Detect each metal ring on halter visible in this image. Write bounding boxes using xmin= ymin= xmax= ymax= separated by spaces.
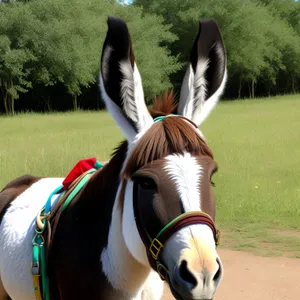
xmin=36 ymin=208 xmax=50 ymax=232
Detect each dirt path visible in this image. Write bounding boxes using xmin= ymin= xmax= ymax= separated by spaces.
xmin=162 ymin=249 xmax=300 ymax=300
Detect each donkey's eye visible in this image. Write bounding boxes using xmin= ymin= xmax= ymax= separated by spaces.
xmin=210 ymin=166 xmax=218 ymax=187
xmin=137 ymin=178 xmax=156 ymax=190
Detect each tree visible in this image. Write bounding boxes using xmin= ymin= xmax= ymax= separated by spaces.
xmin=0 ymin=0 xmax=181 ymax=114
xmin=0 ymin=3 xmax=35 ymax=114
xmin=28 ymin=0 xmax=181 ymax=106
xmin=134 ymin=0 xmax=300 ymax=98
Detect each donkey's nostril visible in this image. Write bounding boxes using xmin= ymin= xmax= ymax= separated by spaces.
xmin=177 ymin=260 xmax=197 ymax=288
xmin=213 ymin=258 xmax=222 ymax=283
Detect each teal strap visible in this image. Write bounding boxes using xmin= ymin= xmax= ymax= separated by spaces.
xmin=153 ymin=114 xmax=179 ymax=123
xmin=32 ymin=234 xmax=50 ymax=300
xmin=94 ymin=160 xmax=103 ymax=169
xmin=40 ymin=244 xmax=49 ymax=300
xmin=45 ymin=185 xmax=63 ymax=215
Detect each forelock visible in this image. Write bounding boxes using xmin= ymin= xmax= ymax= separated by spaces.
xmin=123 ymin=116 xmax=213 ymax=179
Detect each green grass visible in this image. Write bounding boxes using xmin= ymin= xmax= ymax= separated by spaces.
xmin=1 ymin=94 xmax=300 ymax=256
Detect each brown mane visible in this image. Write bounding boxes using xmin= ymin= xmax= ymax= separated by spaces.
xmin=123 ymin=90 xmax=213 ymax=179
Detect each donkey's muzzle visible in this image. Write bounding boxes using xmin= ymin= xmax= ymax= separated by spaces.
xmin=170 ymin=257 xmax=223 ymax=300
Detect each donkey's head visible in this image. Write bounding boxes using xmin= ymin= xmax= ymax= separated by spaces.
xmin=100 ymin=17 xmax=226 ymax=300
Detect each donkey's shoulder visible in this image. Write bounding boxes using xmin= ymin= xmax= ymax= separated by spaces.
xmin=0 ymin=175 xmax=41 ymax=225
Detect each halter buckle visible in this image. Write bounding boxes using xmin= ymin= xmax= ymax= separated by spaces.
xmin=149 ymin=238 xmax=163 ymax=260
xmin=31 ymin=261 xmax=40 ymax=276
xmin=157 ymin=263 xmax=168 ymax=281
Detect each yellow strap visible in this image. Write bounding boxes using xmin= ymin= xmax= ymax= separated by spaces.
xmin=33 ymin=275 xmax=43 ymax=300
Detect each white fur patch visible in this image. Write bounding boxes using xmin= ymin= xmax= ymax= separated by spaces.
xmin=119 ymin=61 xmax=153 ymax=133
xmin=122 ymin=181 xmax=149 ymax=266
xmin=178 ymin=60 xmax=208 ymax=122
xmin=120 ymin=60 xmax=139 ymax=123
xmin=0 ymin=178 xmax=63 ymax=300
xmin=178 ymin=56 xmax=227 ymax=127
xmin=101 ymin=181 xmax=164 ymax=299
xmin=99 ymin=75 xmax=137 ymax=142
xmin=178 ymin=64 xmax=194 ymax=119
xmin=99 ymin=61 xmax=153 ymax=144
xmin=101 ymin=139 xmax=163 ymax=299
xmin=164 ymin=153 xmax=202 ymax=211
xmin=162 ymin=224 xmax=217 ymax=264
xmin=192 ymin=69 xmax=227 ymax=126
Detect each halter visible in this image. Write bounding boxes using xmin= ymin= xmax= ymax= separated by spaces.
xmin=134 ymin=114 xmax=220 ymax=281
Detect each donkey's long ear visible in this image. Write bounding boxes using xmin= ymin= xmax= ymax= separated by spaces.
xmin=99 ymin=17 xmax=153 ymax=142
xmin=178 ymin=20 xmax=227 ymax=126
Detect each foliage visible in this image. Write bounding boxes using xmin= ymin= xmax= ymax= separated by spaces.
xmin=134 ymin=0 xmax=300 ymax=98
xmin=0 ymin=3 xmax=35 ymax=113
xmin=0 ymin=0 xmax=180 ymax=113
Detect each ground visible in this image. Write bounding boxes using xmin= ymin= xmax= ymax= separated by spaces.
xmin=162 ymin=249 xmax=300 ymax=300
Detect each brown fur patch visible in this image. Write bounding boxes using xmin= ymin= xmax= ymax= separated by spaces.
xmin=0 ymin=175 xmax=41 ymax=226
xmin=0 ymin=276 xmax=10 ymax=300
xmin=196 ymin=156 xmax=218 ymax=220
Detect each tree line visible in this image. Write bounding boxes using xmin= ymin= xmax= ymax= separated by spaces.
xmin=0 ymin=0 xmax=299 ymax=114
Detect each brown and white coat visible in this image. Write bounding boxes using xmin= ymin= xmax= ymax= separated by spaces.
xmin=0 ymin=16 xmax=227 ymax=300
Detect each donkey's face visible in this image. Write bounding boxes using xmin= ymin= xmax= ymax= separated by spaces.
xmin=132 ymin=154 xmax=221 ymax=299
xmin=100 ymin=17 xmax=226 ymax=300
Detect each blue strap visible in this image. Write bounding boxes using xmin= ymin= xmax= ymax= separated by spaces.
xmin=44 ymin=185 xmax=64 ymax=215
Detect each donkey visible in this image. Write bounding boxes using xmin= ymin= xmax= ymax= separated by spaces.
xmin=0 ymin=17 xmax=227 ymax=300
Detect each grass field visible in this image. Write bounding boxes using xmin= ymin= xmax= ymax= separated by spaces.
xmin=1 ymin=94 xmax=300 ymax=257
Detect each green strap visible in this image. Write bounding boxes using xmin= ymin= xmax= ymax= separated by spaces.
xmin=40 ymin=244 xmax=49 ymax=300
xmin=156 ymin=212 xmax=186 ymax=240
xmin=61 ymin=169 xmax=96 ymax=212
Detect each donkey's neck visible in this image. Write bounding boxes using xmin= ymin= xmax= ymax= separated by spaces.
xmin=101 ymin=181 xmax=152 ymax=299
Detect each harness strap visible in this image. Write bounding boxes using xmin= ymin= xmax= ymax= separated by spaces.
xmin=32 ymin=163 xmax=103 ymax=300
